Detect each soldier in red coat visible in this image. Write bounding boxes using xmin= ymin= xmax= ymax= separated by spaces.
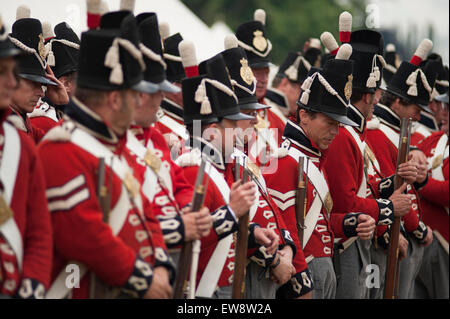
xmin=266 ymin=44 xmax=379 ymax=299
xmin=323 ymin=29 xmax=414 ymax=299
xmin=8 ymin=17 xmax=69 ymax=144
xmin=235 ymin=9 xmax=285 ymax=164
xmin=220 ymin=38 xmax=299 ymax=299
xmin=0 ymin=14 xmax=53 ymax=299
xmin=175 ymin=53 xmax=287 ymax=299
xmin=122 ymin=12 xmax=212 ymax=269
xmin=29 ymin=21 xmax=80 ymax=135
xmin=154 ymin=32 xmax=190 ymax=158
xmin=414 ymin=91 xmax=449 ymax=298
xmin=367 ymin=42 xmax=440 ymax=298
xmin=38 ymin=14 xmax=175 ymax=299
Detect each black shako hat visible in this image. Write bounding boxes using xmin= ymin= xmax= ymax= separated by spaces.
xmin=277 ymin=52 xmax=311 ymax=84
xmin=235 ymin=9 xmax=272 ymax=69
xmin=297 ymin=44 xmax=357 ymax=127
xmin=220 ymin=45 xmax=267 ymax=110
xmin=349 ymin=29 xmax=385 ymax=94
xmin=183 ymin=54 xmax=254 ymax=125
xmin=420 ymin=53 xmax=449 ymax=95
xmin=136 ymin=12 xmax=179 ymax=93
xmin=47 ymin=22 xmax=80 ymax=78
xmin=163 ymin=33 xmax=185 ymax=82
xmin=0 ymin=14 xmax=22 ymax=58
xmin=386 ymin=59 xmax=440 ymax=111
xmin=77 ymin=13 xmax=153 ymax=93
xmin=9 ymin=18 xmax=57 ymax=86
xmin=382 ymin=43 xmax=400 ymax=86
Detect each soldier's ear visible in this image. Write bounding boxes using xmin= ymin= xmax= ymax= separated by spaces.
xmin=107 ymin=90 xmax=121 ymax=111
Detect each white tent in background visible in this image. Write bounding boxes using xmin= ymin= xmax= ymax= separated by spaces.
xmin=2 ymin=0 xmax=234 ymax=61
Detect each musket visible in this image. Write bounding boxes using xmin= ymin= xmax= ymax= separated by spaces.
xmin=232 ymin=158 xmax=250 ymax=299
xmin=384 ymin=118 xmax=411 ymax=299
xmin=296 ymin=157 xmax=308 ymax=249
xmin=91 ymin=157 xmax=111 ymax=298
xmin=97 ymin=157 xmax=111 ymax=223
xmin=173 ymin=159 xmax=208 ymax=299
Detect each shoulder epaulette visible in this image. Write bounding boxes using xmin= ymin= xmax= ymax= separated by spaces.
xmin=175 ymin=148 xmax=202 ymax=167
xmin=27 ymin=108 xmax=48 ymax=119
xmin=275 ymin=139 xmax=290 ymax=158
xmin=6 ymin=114 xmax=27 ymax=132
xmin=366 ymin=117 xmax=380 ymax=130
xmin=43 ymin=121 xmax=75 ymax=142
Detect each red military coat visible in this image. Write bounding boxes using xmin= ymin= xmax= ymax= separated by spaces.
xmin=323 ymin=105 xmax=395 ymax=235
xmin=366 ymin=104 xmax=429 ymax=241
xmin=128 ymin=124 xmax=193 ymax=248
xmin=418 ymin=131 xmax=449 ymax=242
xmin=38 ymin=99 xmax=174 ymax=299
xmin=0 ymin=110 xmax=52 ymax=298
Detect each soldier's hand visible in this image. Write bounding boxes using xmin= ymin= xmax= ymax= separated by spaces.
xmin=409 ymin=149 xmax=428 ymax=166
xmin=181 ymin=212 xmax=200 ymax=241
xmin=195 ymin=207 xmax=212 ymax=238
xmin=253 ymin=227 xmax=279 ymax=255
xmin=397 ymin=160 xmax=418 ymax=184
xmin=421 ymin=225 xmax=433 ymax=247
xmin=44 ymin=64 xmax=69 ymax=105
xmin=356 ymin=214 xmax=375 ymax=240
xmin=144 ymin=266 xmax=172 ymax=299
xmin=398 ymin=233 xmax=409 ymax=261
xmin=414 ymin=161 xmax=428 ymax=184
xmin=389 ymin=183 xmax=412 ymax=217
xmin=229 ymin=180 xmax=256 ymax=217
xmin=269 ymin=253 xmax=296 ymax=285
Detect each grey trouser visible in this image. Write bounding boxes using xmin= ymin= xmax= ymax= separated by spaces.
xmin=369 ymin=243 xmax=387 ymax=299
xmin=335 ymin=238 xmax=372 ymax=299
xmin=308 ymin=257 xmax=336 ymax=299
xmin=397 ymin=234 xmax=424 ymax=299
xmin=244 ymin=261 xmax=279 ymax=299
xmin=212 ymin=285 xmax=232 ymax=299
xmin=413 ymin=237 xmax=449 ymax=299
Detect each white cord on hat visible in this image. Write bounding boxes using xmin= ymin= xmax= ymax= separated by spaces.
xmin=139 ymin=43 xmax=167 ymax=70
xmin=46 ymin=38 xmax=80 ymax=67
xmin=237 ymin=39 xmax=272 ymax=58
xmin=104 ymin=37 xmax=146 ymax=85
xmin=406 ymin=68 xmax=432 ymax=97
xmin=435 ymin=79 xmax=449 ymax=88
xmin=299 ymin=71 xmax=349 ymax=108
xmin=8 ymin=35 xmax=47 ymax=69
xmin=195 ymin=78 xmax=239 ymax=115
xmin=366 ymin=54 xmax=386 ymax=88
xmin=384 ymin=63 xmax=397 ymax=74
xmin=284 ymin=55 xmax=311 ymax=81
xmin=230 ymin=78 xmax=256 ymax=95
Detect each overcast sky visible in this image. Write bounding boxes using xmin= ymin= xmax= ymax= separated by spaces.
xmin=2 ymin=0 xmax=448 ymax=64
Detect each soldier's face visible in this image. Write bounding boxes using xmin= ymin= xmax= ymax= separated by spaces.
xmin=235 ymin=109 xmax=258 ymax=144
xmin=360 ymin=93 xmax=376 ymax=119
xmin=114 ymin=89 xmax=140 ymax=134
xmin=11 ymin=77 xmax=44 ymax=114
xmin=164 ymin=82 xmax=183 ymax=106
xmin=301 ymin=111 xmax=339 ymax=150
xmin=393 ymin=101 xmax=421 ymax=122
xmin=0 ymin=57 xmax=18 ymax=109
xmin=252 ymin=67 xmax=269 ymax=100
xmin=135 ymin=90 xmax=164 ymax=127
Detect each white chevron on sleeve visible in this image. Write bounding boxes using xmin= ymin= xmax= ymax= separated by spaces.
xmin=46 ymin=174 xmax=86 ymax=199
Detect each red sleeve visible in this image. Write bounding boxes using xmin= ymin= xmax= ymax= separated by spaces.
xmin=323 ymin=128 xmax=380 ymax=222
xmin=29 ymin=117 xmax=58 ymax=136
xmin=20 ymin=133 xmax=53 ymax=288
xmin=419 ymin=177 xmax=449 ymax=207
xmin=38 ymin=141 xmax=137 ymax=287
